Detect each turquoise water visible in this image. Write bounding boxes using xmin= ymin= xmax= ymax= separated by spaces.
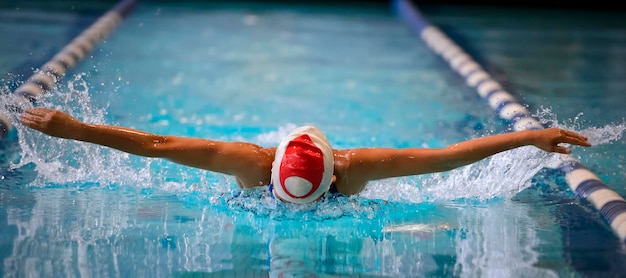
xmin=1 ymin=1 xmax=626 ymax=277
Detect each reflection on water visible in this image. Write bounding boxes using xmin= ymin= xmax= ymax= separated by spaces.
xmin=1 ymin=183 xmax=569 ymax=277
xmin=454 ymin=201 xmax=558 ymax=277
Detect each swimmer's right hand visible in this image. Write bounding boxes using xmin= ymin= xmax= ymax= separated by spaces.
xmin=19 ymin=108 xmax=83 ymax=139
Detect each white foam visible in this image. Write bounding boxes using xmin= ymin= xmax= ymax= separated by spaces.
xmin=10 ymin=73 xmax=156 ymax=188
xmin=422 ymin=146 xmax=554 ymax=201
xmin=579 ymin=124 xmax=626 ymax=146
xmin=254 ymin=123 xmax=298 ymax=145
xmin=9 ymin=80 xmax=625 ymax=207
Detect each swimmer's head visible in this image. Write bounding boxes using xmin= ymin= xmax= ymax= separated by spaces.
xmin=271 ymin=125 xmax=334 ymax=204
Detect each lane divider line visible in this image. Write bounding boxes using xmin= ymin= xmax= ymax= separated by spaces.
xmin=0 ymin=0 xmax=139 ymax=138
xmin=393 ymin=0 xmax=626 ymax=242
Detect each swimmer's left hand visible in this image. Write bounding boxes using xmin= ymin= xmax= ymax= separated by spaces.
xmin=528 ymin=128 xmax=592 ymax=154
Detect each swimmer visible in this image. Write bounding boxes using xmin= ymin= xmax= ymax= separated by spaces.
xmin=20 ymin=107 xmax=591 ymax=204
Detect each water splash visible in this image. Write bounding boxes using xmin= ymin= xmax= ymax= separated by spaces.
xmin=9 ymin=73 xmax=157 ymax=188
xmin=359 ymin=146 xmax=554 ymax=203
xmin=392 ymin=108 xmax=625 ymax=202
xmin=250 ymin=107 xmax=626 ymax=205
xmin=6 ymin=77 xmax=392 ymax=221
xmin=420 ymin=146 xmax=554 ymax=201
xmin=579 ymin=124 xmax=626 ymax=146
xmin=535 ymin=106 xmax=626 ymax=146
xmin=7 ymin=79 xmax=625 ymax=209
xmin=254 ymin=123 xmax=298 ymax=145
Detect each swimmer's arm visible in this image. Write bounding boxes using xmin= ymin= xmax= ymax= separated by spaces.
xmin=20 ymin=108 xmax=274 ymax=187
xmin=341 ymin=128 xmax=591 ymax=183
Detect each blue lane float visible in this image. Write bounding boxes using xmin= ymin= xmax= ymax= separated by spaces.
xmin=0 ymin=0 xmax=139 ymax=138
xmin=393 ymin=0 xmax=626 ymax=242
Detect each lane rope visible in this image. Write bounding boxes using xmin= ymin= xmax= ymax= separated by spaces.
xmin=393 ymin=0 xmax=626 ymax=242
xmin=0 ymin=0 xmax=139 ymax=138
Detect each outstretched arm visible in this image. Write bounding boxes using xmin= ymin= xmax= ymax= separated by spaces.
xmin=338 ymin=128 xmax=591 ymax=189
xmin=20 ymin=108 xmax=274 ymax=188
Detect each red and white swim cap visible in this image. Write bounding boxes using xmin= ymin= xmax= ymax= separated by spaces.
xmin=271 ymin=126 xmax=334 ymax=204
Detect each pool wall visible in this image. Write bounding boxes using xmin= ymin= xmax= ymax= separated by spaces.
xmin=393 ymin=0 xmax=626 ymax=243
xmin=0 ymin=0 xmax=138 ymax=138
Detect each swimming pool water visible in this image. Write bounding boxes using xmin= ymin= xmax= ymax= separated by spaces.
xmin=1 ymin=1 xmax=625 ymax=277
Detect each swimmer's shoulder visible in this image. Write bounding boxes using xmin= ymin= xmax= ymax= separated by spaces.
xmin=233 ymin=146 xmax=276 ymax=189
xmin=331 ymin=149 xmax=367 ymax=195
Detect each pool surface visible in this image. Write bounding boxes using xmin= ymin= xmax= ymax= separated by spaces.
xmin=1 ymin=1 xmax=625 ymax=277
